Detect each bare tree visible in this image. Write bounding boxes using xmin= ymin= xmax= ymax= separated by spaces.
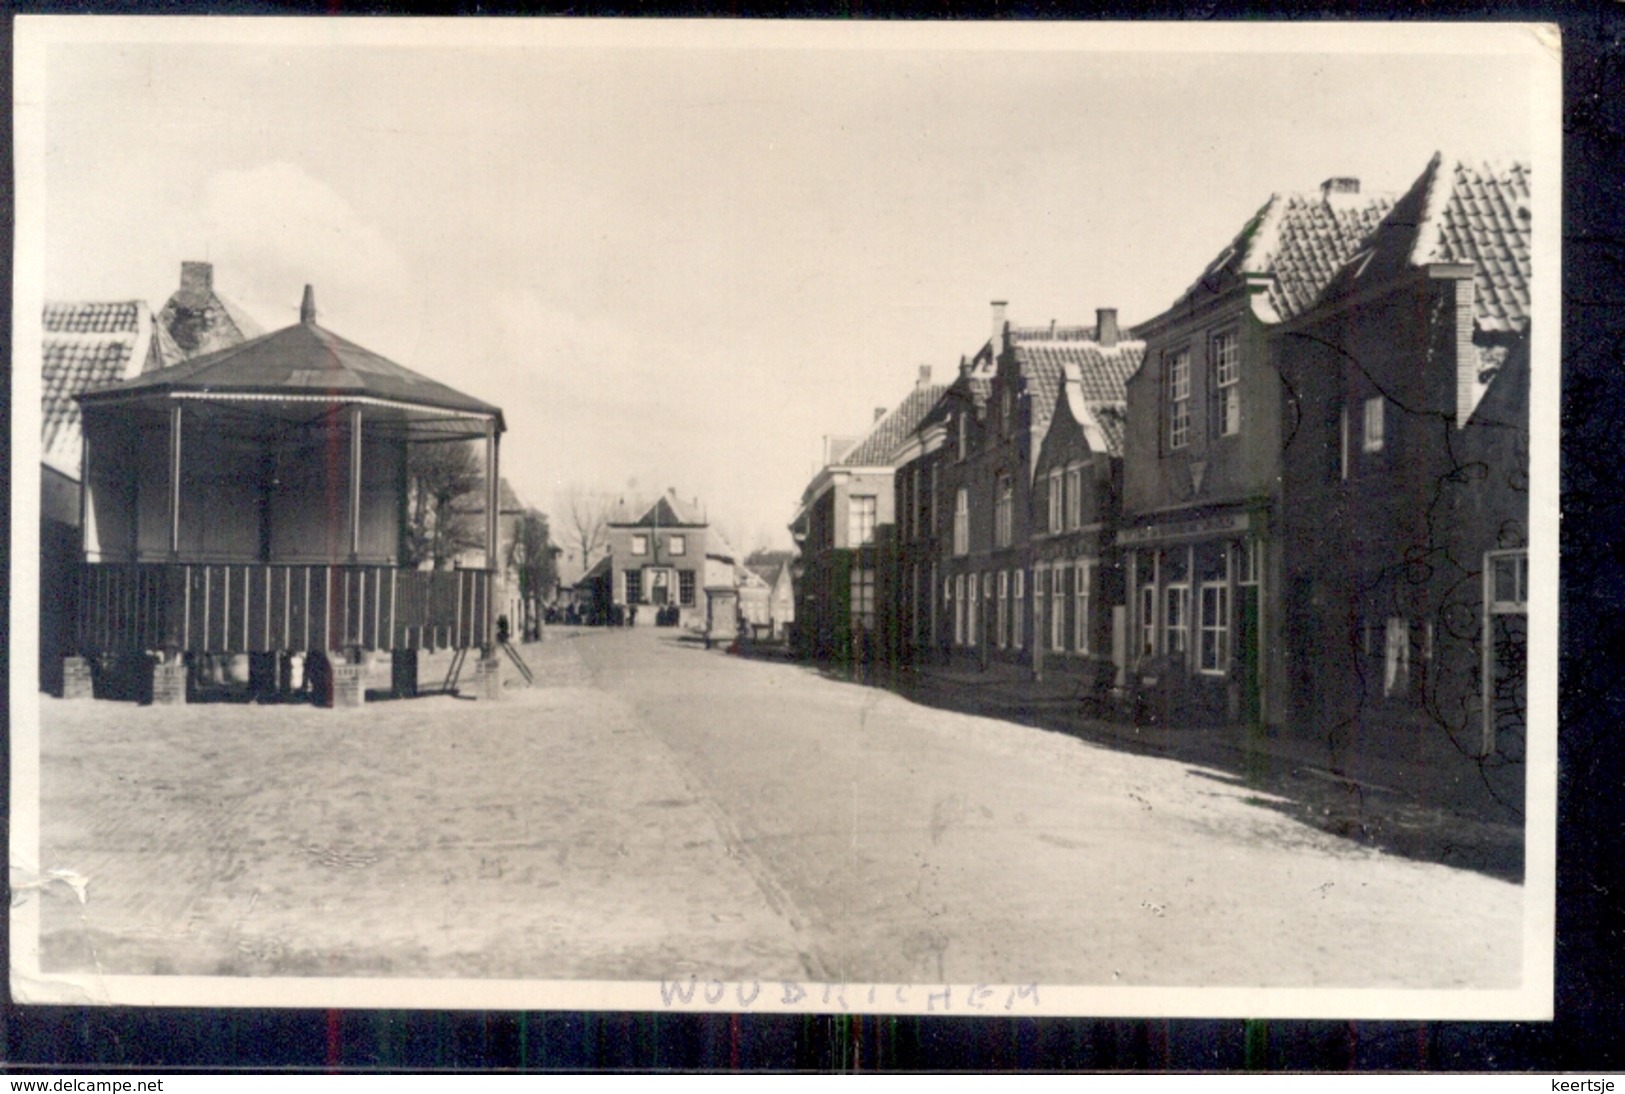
xmin=507 ymin=508 xmax=559 ymax=637
xmin=403 ymin=442 xmax=485 ymax=570
xmin=562 ymin=486 xmax=612 ymax=574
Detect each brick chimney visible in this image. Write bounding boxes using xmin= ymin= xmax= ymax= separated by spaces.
xmin=991 ymin=300 xmax=1008 ymax=357
xmin=1320 ymin=177 xmax=1361 ymax=209
xmin=917 ymin=364 xmax=932 ymax=388
xmin=300 ymin=285 xmax=317 ymax=325
xmin=180 ymin=261 xmax=213 ymax=296
xmin=1096 ymin=307 xmax=1119 ymax=348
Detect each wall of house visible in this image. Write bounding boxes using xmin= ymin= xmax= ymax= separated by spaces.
xmin=1031 ymin=400 xmax=1125 ymax=682
xmin=1278 ymin=275 xmax=1508 ymax=762
xmin=1123 ymin=294 xmax=1280 ymax=517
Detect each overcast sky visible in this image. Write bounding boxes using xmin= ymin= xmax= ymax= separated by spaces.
xmin=23 ymin=20 xmax=1546 ymax=553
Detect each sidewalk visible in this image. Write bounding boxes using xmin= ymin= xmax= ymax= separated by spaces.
xmin=878 ymin=656 xmax=1525 ymax=882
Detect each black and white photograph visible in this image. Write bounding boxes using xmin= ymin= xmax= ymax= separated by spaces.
xmin=10 ymin=17 xmax=1558 ymax=1019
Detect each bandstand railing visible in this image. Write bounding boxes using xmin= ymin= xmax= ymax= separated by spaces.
xmin=77 ymin=562 xmax=493 ymax=655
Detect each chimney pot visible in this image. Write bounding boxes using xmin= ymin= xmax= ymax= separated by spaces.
xmin=874 ymin=407 xmax=887 ymax=422
xmin=991 ymin=300 xmax=1008 ymax=356
xmin=1096 ymin=307 xmax=1119 ymax=348
xmin=1321 ymin=177 xmax=1361 ymax=205
xmin=918 ymin=364 xmax=932 ymax=386
xmin=300 ymin=285 xmax=317 ymax=325
xmin=180 ymin=261 xmax=213 ymax=296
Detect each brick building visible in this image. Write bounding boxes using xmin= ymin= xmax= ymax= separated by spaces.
xmin=790 ymin=371 xmax=945 ymax=665
xmin=1276 ymin=155 xmax=1532 ymax=788
xmin=1121 ymin=178 xmax=1396 ymax=727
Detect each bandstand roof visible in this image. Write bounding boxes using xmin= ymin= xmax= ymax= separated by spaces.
xmin=77 ymin=286 xmax=504 ymax=438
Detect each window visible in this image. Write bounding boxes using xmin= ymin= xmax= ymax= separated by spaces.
xmin=625 ymin=569 xmax=643 ymax=604
xmin=1047 ymin=469 xmax=1063 ymax=534
xmin=1050 ymin=565 xmax=1067 ymax=652
xmin=1165 ymin=584 xmax=1189 ymax=655
xmin=909 ymin=470 xmax=920 ymax=542
xmin=1340 ymin=404 xmax=1350 ymax=481
xmin=848 ymin=496 xmax=877 ymax=547
xmin=1383 ymin=616 xmax=1410 ymax=696
xmin=1065 ymin=466 xmax=1083 ymax=529
xmin=1238 ymin=538 xmax=1260 ymax=585
xmin=631 ymin=534 xmax=648 ymax=557
xmin=1140 ymin=584 xmax=1157 ymax=657
xmin=1199 ymin=583 xmax=1229 ymax=674
xmin=953 ymin=488 xmax=969 ymax=556
xmin=1167 ymin=349 xmax=1191 ymax=450
xmin=1001 ymin=388 xmax=1013 ymax=435
xmin=1363 ymin=396 xmax=1385 ymax=453
xmin=679 ymin=570 xmax=696 ymax=606
xmin=849 ymin=568 xmax=876 ymax=631
xmin=996 ymin=571 xmax=1009 ymax=648
xmin=1013 ymin=570 xmax=1025 ymax=649
xmin=1074 ymin=560 xmax=1093 ymax=655
xmin=995 ymin=475 xmax=1014 ymax=548
xmin=667 ymin=534 xmax=686 ymax=556
xmin=930 ymin=463 xmax=939 ymax=533
xmin=952 ymin=574 xmax=963 ymax=645
xmin=957 ymin=414 xmax=968 ymax=461
xmin=1212 ymin=330 xmax=1241 ymax=436
xmin=966 ymin=572 xmax=978 ymax=647
xmin=1489 ymin=550 xmax=1528 ymax=611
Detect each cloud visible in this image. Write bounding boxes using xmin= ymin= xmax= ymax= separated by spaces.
xmin=197 ymin=161 xmax=413 ymax=334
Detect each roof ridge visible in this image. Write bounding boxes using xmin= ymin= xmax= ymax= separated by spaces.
xmin=1407 ymin=150 xmax=1453 ymax=268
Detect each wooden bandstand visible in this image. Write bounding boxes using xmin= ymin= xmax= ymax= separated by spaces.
xmin=68 ymin=286 xmax=506 ymax=706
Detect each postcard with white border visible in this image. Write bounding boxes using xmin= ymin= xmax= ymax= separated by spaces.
xmin=11 ymin=16 xmax=1559 ymax=1019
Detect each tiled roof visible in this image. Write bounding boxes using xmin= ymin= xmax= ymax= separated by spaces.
xmin=838 ymin=382 xmax=948 ymax=467
xmin=615 ymin=491 xmax=706 ymax=528
xmin=41 ymin=301 xmax=155 ymax=473
xmin=45 ymin=301 xmax=141 ymax=334
xmin=80 ymin=318 xmax=504 ymax=421
xmin=1426 ymin=159 xmax=1531 ymax=332
xmin=746 ymin=562 xmax=786 ymax=588
xmin=1335 ymin=155 xmax=1532 ymax=333
xmin=1175 ymin=190 xmax=1396 ymax=322
xmin=1012 ymin=333 xmax=1144 ymax=441
xmin=158 ymin=286 xmax=266 ymax=359
xmin=1008 ymin=323 xmax=1096 ymax=343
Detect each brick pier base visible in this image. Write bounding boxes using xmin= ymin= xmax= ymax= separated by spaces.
xmin=473 ymin=656 xmax=504 ymax=700
xmin=61 ymin=656 xmax=95 ymax=700
xmin=151 ymin=660 xmax=188 ymax=706
xmin=332 ymin=664 xmax=367 ymax=708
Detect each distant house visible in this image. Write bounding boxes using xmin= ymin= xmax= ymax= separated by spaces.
xmin=38 ymin=300 xmax=183 ymax=692
xmin=605 ymin=489 xmax=715 ymax=627
xmin=744 ymin=550 xmax=797 ymax=640
xmin=156 ymin=261 xmax=266 ymax=360
xmin=790 ymin=370 xmax=946 ymax=664
xmin=454 ymin=477 xmax=532 ymax=635
xmin=919 ymin=304 xmax=1137 ymax=675
xmin=1276 ymin=155 xmax=1532 ymax=774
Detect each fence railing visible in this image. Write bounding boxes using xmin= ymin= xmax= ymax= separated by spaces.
xmin=77 ymin=562 xmax=493 ymax=655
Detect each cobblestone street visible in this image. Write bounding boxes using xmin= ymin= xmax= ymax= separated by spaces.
xmin=28 ymin=626 xmax=1525 ymax=992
